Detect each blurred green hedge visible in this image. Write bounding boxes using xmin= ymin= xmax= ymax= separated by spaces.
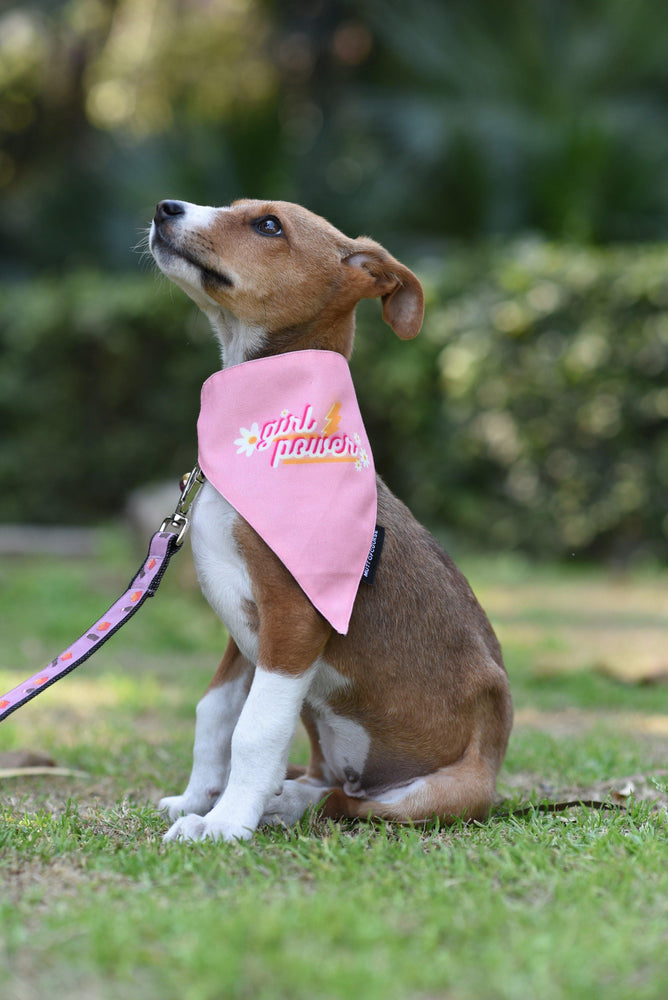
xmin=0 ymin=273 xmax=218 ymax=523
xmin=2 ymin=243 xmax=667 ymax=560
xmin=354 ymin=241 xmax=668 ymax=561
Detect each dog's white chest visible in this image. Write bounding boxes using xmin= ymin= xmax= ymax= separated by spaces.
xmin=190 ymin=482 xmax=258 ymax=663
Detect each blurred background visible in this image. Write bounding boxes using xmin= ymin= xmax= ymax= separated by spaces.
xmin=1 ymin=0 xmax=667 ymax=562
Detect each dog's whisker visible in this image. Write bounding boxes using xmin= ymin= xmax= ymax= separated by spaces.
xmin=132 ymin=227 xmax=152 ymax=254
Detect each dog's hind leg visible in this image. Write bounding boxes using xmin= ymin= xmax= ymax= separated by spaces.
xmin=159 ymin=637 xmax=253 ymax=821
xmin=318 ymin=748 xmax=500 ymax=826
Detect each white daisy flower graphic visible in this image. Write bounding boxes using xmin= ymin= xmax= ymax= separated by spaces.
xmin=359 ymin=448 xmax=370 ymax=469
xmin=234 ymin=423 xmax=261 ymax=457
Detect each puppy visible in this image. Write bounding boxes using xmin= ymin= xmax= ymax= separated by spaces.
xmin=150 ymin=198 xmax=512 ymax=842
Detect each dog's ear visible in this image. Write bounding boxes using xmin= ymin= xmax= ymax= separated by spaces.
xmin=343 ymin=242 xmax=424 ymax=340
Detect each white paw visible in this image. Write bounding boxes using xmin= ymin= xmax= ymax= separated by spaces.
xmin=158 ymin=788 xmax=220 ymax=822
xmin=162 ymin=812 xmax=254 ymax=843
xmin=260 ymin=778 xmax=327 ymax=828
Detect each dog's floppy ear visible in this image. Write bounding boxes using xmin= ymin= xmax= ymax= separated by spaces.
xmin=343 ymin=241 xmax=424 ymax=340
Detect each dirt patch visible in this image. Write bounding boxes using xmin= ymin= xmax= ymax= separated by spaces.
xmin=514 ymin=705 xmax=668 ymax=738
xmin=480 ymin=573 xmax=668 ymax=681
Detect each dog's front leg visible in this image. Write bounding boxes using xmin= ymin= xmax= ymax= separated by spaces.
xmin=163 ymin=664 xmax=315 ymax=842
xmin=159 ymin=638 xmax=253 ymax=821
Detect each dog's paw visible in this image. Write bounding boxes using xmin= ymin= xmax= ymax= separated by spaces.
xmin=162 ymin=812 xmax=254 ymax=844
xmin=158 ymin=788 xmax=220 ymax=822
xmin=260 ymin=778 xmax=327 ymax=828
xmin=162 ymin=814 xmax=208 ymax=842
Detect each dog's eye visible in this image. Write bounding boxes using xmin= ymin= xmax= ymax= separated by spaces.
xmin=253 ymin=215 xmax=283 ymax=237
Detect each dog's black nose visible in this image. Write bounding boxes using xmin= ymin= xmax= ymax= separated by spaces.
xmin=154 ymin=200 xmax=186 ymax=224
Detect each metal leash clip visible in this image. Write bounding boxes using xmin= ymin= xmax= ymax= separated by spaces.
xmin=160 ymin=463 xmax=206 ymax=547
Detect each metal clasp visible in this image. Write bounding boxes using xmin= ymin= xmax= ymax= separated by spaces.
xmin=160 ymin=463 xmax=206 ymax=547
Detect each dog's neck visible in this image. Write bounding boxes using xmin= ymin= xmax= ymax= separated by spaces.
xmin=205 ymin=307 xmax=266 ymax=368
xmin=205 ymin=305 xmax=357 ymax=368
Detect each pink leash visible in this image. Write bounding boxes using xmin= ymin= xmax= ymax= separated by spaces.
xmin=0 ymin=465 xmax=205 ymax=723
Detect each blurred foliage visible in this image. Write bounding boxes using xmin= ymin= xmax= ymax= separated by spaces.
xmin=1 ymin=0 xmax=668 ymax=560
xmin=3 ymin=0 xmax=668 ymax=276
xmin=2 ymin=244 xmax=667 ymax=561
xmin=280 ymin=0 xmax=668 ymax=244
xmin=353 ymin=241 xmax=668 ymax=561
xmin=0 ymin=0 xmax=278 ymax=274
xmin=0 ymin=271 xmax=217 ymax=521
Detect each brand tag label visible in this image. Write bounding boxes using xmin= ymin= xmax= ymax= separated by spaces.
xmin=362 ymin=526 xmax=385 ymax=585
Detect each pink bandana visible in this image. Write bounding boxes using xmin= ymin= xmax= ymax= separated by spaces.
xmin=197 ymin=350 xmax=377 ymax=635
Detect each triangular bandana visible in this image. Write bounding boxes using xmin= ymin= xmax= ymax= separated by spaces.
xmin=197 ymin=350 xmax=377 ymax=635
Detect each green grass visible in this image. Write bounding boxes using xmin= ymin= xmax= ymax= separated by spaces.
xmin=2 ymin=804 xmax=666 ymax=1000
xmin=1 ymin=529 xmax=667 ymax=1000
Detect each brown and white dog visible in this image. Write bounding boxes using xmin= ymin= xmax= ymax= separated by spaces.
xmin=150 ymin=198 xmax=512 ymax=842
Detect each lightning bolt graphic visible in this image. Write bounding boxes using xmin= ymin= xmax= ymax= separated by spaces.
xmin=323 ymin=401 xmax=342 ymax=436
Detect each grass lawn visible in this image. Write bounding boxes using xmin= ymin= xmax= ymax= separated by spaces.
xmin=1 ymin=529 xmax=667 ymax=1000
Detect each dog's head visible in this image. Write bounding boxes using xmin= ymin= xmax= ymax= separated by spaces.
xmin=150 ymin=198 xmax=423 ymax=364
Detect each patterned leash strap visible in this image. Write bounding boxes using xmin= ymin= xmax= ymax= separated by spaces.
xmin=0 ymin=464 xmax=205 ymax=724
